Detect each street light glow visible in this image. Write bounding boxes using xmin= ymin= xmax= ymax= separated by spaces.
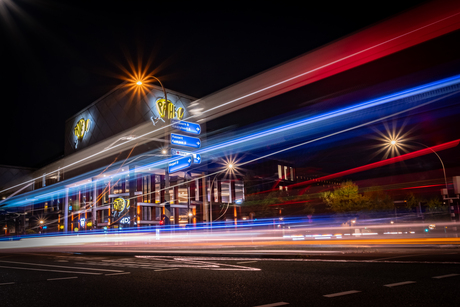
xmin=136 ymin=81 xmax=142 ymax=85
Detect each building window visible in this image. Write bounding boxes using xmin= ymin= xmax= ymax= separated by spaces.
xmin=278 ymin=165 xmax=283 ymax=179
xmin=290 ymin=167 xmax=294 ymax=181
xmin=284 ymin=166 xmax=288 ymax=180
xmin=142 ymin=175 xmax=151 ymax=202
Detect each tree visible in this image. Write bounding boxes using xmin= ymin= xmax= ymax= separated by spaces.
xmin=363 ymin=186 xmax=394 ymax=211
xmin=320 ymin=181 xmax=368 ymax=212
xmin=243 ymin=189 xmax=312 ymax=218
xmin=425 ymin=197 xmax=447 ymax=213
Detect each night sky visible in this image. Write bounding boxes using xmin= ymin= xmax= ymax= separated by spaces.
xmin=1 ymin=0 xmax=428 ymax=168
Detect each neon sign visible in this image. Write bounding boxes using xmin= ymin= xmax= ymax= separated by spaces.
xmin=120 ymin=217 xmax=130 ymax=224
xmin=74 ymin=118 xmax=91 ymax=140
xmin=112 ymin=197 xmax=130 ymax=217
xmin=79 ymin=218 xmax=86 ymax=227
xmin=156 ymin=99 xmax=184 ymax=120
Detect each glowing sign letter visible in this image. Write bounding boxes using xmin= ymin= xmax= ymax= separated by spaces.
xmin=74 ymin=118 xmax=90 ymax=140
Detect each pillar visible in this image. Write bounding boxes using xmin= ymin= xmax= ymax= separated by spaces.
xmin=129 ymin=165 xmax=137 ymax=227
xmin=64 ymin=188 xmax=69 ymax=233
xmin=92 ymin=179 xmax=97 ymax=227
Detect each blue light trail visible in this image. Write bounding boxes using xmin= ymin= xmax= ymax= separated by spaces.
xmin=4 ymin=74 xmax=460 ymax=209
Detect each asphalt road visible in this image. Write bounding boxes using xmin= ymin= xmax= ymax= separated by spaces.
xmin=0 ymin=250 xmax=459 ymax=307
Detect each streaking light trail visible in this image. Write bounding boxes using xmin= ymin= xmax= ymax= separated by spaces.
xmin=4 ymin=74 xmax=460 ymax=209
xmin=288 ymin=139 xmax=460 ymax=190
xmin=3 ymin=7 xmax=460 ymax=195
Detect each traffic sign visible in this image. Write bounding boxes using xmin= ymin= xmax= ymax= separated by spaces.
xmin=171 ymin=133 xmax=201 ymax=148
xmin=171 ymin=148 xmax=201 ymax=164
xmin=171 ymin=119 xmax=201 ymax=135
xmin=168 ymin=156 xmax=193 ymax=173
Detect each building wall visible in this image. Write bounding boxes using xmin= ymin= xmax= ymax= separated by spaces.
xmin=0 ymin=165 xmax=35 ymax=199
xmin=65 ymin=84 xmax=196 ymax=156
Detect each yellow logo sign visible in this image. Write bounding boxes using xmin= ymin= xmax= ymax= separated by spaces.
xmin=74 ymin=118 xmax=90 ymax=140
xmin=113 ymin=197 xmax=130 ymax=217
xmin=156 ymin=99 xmax=184 ymax=120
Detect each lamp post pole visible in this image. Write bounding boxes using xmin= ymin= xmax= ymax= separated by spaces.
xmin=139 ymin=77 xmax=171 ymax=224
xmin=411 ymin=141 xmax=448 ymax=192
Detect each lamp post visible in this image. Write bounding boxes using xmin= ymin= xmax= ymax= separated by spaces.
xmin=209 ymin=163 xmax=235 ymax=227
xmin=388 ymin=139 xmax=448 ymax=191
xmin=135 ymin=76 xmax=172 ymax=225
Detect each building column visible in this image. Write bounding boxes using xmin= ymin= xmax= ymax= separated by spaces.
xmin=150 ymin=174 xmax=156 ymax=203
xmin=230 ymin=180 xmax=236 ymax=203
xmin=92 ymin=179 xmax=97 ymax=227
xmin=217 ymin=180 xmax=222 ymax=204
xmin=201 ymin=173 xmax=208 ymax=222
xmin=160 ymin=175 xmax=166 ymax=203
xmin=64 ymin=188 xmax=69 ymax=233
xmin=129 ymin=165 xmax=137 ymax=227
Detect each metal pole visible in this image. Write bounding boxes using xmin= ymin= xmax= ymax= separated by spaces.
xmin=412 ymin=141 xmax=448 ymax=191
xmin=151 ymin=76 xmax=172 ymax=226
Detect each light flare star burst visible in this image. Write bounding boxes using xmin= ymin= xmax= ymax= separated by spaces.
xmin=370 ymin=122 xmax=417 ymax=160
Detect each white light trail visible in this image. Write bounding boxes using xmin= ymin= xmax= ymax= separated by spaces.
xmin=3 ymin=11 xmax=460 ymax=195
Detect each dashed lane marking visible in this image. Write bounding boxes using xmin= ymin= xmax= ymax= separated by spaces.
xmin=432 ymin=273 xmax=459 ymax=279
xmin=0 ymin=282 xmax=15 ymax=286
xmin=47 ymin=277 xmax=78 ymax=281
xmin=154 ymin=268 xmax=179 ymax=272
xmin=0 ymin=265 xmax=102 ymax=275
xmin=253 ymin=302 xmax=289 ymax=307
xmin=374 ymin=254 xmax=433 ymax=261
xmin=384 ymin=281 xmax=416 ymax=287
xmin=323 ymin=290 xmax=361 ymax=298
xmin=237 ymin=261 xmax=258 ymax=264
xmin=105 ymin=272 xmax=131 ymax=276
xmin=0 ymin=260 xmax=124 ymax=272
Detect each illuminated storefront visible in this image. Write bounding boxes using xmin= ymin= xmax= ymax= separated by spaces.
xmin=2 ymin=82 xmax=244 ymax=233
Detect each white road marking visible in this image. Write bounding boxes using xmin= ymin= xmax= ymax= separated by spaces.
xmin=374 ymin=254 xmax=432 ymax=261
xmin=323 ymin=290 xmax=361 ymax=297
xmin=237 ymin=261 xmax=258 ymax=264
xmin=0 ymin=282 xmax=15 ymax=286
xmin=137 ymin=256 xmax=261 ymax=271
xmin=47 ymin=276 xmax=78 ymax=281
xmin=170 ymin=256 xmax=460 ymax=265
xmin=105 ymin=272 xmax=131 ymax=276
xmin=0 ymin=265 xmax=102 ymax=275
xmin=432 ymin=273 xmax=459 ymax=279
xmin=0 ymin=260 xmax=124 ymax=272
xmin=384 ymin=281 xmax=416 ymax=287
xmin=253 ymin=302 xmax=289 ymax=307
xmin=154 ymin=268 xmax=179 ymax=272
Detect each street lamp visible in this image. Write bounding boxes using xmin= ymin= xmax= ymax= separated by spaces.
xmin=134 ymin=75 xmax=173 ymax=225
xmin=387 ymin=139 xmax=448 ymax=191
xmin=209 ymin=162 xmax=235 ymax=227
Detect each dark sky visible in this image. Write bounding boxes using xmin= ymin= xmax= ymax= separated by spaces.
xmin=1 ymin=0 xmax=428 ymax=168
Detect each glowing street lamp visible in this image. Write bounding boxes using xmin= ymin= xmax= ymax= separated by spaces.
xmin=387 ymin=139 xmax=448 ymax=191
xmin=209 ymin=162 xmax=238 ymax=226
